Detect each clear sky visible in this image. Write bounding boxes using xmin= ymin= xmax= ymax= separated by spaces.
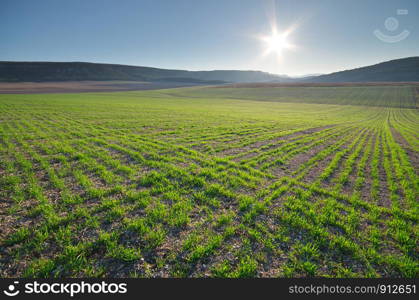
xmin=1 ymin=0 xmax=418 ymax=76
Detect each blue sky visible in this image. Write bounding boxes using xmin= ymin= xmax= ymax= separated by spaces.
xmin=1 ymin=0 xmax=418 ymax=76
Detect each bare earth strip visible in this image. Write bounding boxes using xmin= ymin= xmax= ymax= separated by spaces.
xmin=0 ymin=81 xmax=203 ymax=94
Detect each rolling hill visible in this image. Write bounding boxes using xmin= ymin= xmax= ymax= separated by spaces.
xmin=304 ymin=57 xmax=419 ymax=83
xmin=1 ymin=57 xmax=417 ymax=84
xmin=0 ymin=61 xmax=288 ymax=84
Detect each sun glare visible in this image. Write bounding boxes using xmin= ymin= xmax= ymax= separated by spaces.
xmin=261 ymin=29 xmax=294 ymax=57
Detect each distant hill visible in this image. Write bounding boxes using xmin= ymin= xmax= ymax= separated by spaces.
xmin=0 ymin=61 xmax=288 ymax=84
xmin=304 ymin=57 xmax=419 ymax=83
xmin=1 ymin=57 xmax=417 ymax=84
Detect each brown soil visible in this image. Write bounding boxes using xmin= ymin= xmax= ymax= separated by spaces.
xmin=299 ymin=129 xmax=363 ymax=184
xmin=321 ymin=131 xmax=371 ymax=192
xmin=376 ymin=135 xmax=392 ymax=208
xmin=358 ymin=135 xmax=376 ymax=202
xmin=0 ymin=81 xmax=202 ymax=94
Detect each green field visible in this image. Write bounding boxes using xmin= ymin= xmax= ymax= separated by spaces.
xmin=160 ymin=85 xmax=418 ymax=108
xmin=0 ymin=85 xmax=418 ymax=278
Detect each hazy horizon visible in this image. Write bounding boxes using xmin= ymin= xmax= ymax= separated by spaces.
xmin=1 ymin=0 xmax=418 ymax=76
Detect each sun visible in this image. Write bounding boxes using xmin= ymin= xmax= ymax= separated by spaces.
xmin=262 ymin=30 xmax=292 ymax=56
xmin=263 ymin=33 xmax=290 ymax=55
